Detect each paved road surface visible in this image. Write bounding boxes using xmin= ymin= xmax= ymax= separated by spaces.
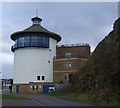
xmin=20 ymin=94 xmax=92 ymax=106
xmin=2 ymin=99 xmax=40 ymax=106
xmin=2 ymin=93 xmax=97 ymax=107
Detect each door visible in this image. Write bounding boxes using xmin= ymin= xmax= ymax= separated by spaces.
xmin=16 ymin=85 xmax=19 ymax=93
xmin=43 ymin=85 xmax=49 ymax=94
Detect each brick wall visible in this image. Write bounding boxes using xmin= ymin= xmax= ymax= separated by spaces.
xmin=54 ymin=58 xmax=87 ymax=71
xmin=53 ymin=45 xmax=90 ymax=83
xmin=12 ymin=82 xmax=54 ymax=93
xmin=12 ymin=84 xmax=29 ymax=93
xmin=56 ymin=45 xmax=90 ymax=59
xmin=53 ymin=58 xmax=87 ymax=83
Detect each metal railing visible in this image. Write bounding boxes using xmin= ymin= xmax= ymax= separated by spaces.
xmin=57 ymin=43 xmax=89 ymax=47
xmin=11 ymin=43 xmax=49 ymax=52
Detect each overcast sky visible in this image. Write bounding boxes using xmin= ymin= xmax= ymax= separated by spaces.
xmin=1 ymin=2 xmax=118 ymax=78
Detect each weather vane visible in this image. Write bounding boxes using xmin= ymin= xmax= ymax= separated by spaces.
xmin=36 ymin=8 xmax=38 ymax=17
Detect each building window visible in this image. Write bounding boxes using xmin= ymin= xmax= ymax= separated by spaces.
xmin=36 ymin=86 xmax=38 ymax=91
xmin=42 ymin=76 xmax=45 ymax=80
xmin=37 ymin=76 xmax=40 ymax=80
xmin=30 ymin=86 xmax=32 ymax=88
xmin=32 ymin=86 xmax=34 ymax=91
xmin=64 ymin=62 xmax=72 ymax=68
xmin=12 ymin=36 xmax=49 ymax=52
xmin=64 ymin=75 xmax=68 ymax=80
xmin=68 ymin=62 xmax=72 ymax=68
xmin=65 ymin=53 xmax=71 ymax=58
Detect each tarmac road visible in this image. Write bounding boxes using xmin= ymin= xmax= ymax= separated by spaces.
xmin=2 ymin=93 xmax=112 ymax=108
xmin=18 ymin=94 xmax=91 ymax=106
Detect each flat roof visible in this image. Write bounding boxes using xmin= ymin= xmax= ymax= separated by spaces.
xmin=57 ymin=43 xmax=89 ymax=47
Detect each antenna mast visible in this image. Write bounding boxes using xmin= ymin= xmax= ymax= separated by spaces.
xmin=36 ymin=8 xmax=38 ymax=17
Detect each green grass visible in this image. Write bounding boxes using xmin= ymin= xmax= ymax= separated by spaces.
xmin=50 ymin=92 xmax=92 ymax=103
xmin=50 ymin=92 xmax=119 ymax=106
xmin=0 ymin=94 xmax=29 ymax=99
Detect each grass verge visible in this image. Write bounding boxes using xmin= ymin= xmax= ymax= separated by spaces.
xmin=0 ymin=94 xmax=29 ymax=99
xmin=49 ymin=92 xmax=119 ymax=106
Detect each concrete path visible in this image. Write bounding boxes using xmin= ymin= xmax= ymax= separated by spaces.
xmin=2 ymin=99 xmax=40 ymax=106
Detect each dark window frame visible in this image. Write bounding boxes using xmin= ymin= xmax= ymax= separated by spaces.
xmin=32 ymin=86 xmax=34 ymax=91
xmin=42 ymin=76 xmax=45 ymax=80
xmin=37 ymin=76 xmax=40 ymax=80
xmin=36 ymin=86 xmax=38 ymax=91
xmin=64 ymin=75 xmax=68 ymax=80
xmin=64 ymin=62 xmax=72 ymax=68
xmin=12 ymin=36 xmax=49 ymax=51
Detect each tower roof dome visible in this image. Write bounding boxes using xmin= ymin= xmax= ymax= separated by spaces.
xmin=10 ymin=16 xmax=61 ymax=42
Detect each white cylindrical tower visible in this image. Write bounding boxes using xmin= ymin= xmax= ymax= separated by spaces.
xmin=10 ymin=16 xmax=61 ymax=92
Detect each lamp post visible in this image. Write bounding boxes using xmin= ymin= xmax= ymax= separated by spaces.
xmin=0 ymin=72 xmax=1 ymax=90
xmin=2 ymin=75 xmax=6 ymax=90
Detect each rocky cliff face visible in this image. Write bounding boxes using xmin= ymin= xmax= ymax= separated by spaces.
xmin=71 ymin=18 xmax=119 ymax=103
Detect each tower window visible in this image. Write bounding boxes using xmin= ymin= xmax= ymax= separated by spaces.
xmin=12 ymin=36 xmax=49 ymax=52
xmin=37 ymin=76 xmax=40 ymax=80
xmin=42 ymin=76 xmax=45 ymax=80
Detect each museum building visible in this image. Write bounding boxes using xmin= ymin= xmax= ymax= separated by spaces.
xmin=10 ymin=16 xmax=90 ymax=93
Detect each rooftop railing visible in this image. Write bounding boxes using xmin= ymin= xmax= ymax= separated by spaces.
xmin=57 ymin=43 xmax=89 ymax=47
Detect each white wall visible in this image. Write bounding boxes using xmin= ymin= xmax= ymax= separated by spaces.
xmin=13 ymin=38 xmax=57 ymax=84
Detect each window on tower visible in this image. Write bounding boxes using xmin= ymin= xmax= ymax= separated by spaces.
xmin=24 ymin=37 xmax=30 ymax=46
xmin=11 ymin=36 xmax=49 ymax=52
xmin=37 ymin=76 xmax=40 ymax=80
xmin=33 ymin=19 xmax=40 ymax=25
xmin=42 ymin=76 xmax=45 ymax=80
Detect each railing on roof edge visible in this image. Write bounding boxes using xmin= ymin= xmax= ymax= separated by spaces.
xmin=57 ymin=43 xmax=89 ymax=47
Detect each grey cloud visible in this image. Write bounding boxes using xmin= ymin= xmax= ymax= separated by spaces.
xmin=2 ymin=63 xmax=13 ymax=78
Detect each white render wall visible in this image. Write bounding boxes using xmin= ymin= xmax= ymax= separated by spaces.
xmin=13 ymin=38 xmax=57 ymax=84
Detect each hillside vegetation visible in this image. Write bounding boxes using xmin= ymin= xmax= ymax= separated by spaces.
xmin=51 ymin=18 xmax=119 ymax=106
xmin=69 ymin=18 xmax=120 ymax=106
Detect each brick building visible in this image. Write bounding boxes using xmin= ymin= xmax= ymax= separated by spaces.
xmin=10 ymin=16 xmax=90 ymax=93
xmin=53 ymin=43 xmax=90 ymax=83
